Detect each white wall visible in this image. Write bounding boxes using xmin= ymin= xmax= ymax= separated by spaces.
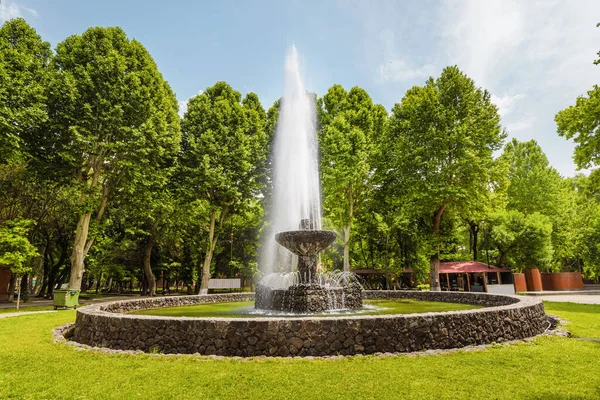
xmin=487 ymin=284 xmax=515 ymax=295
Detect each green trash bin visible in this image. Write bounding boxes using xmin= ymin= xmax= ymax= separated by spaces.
xmin=53 ymin=289 xmax=80 ymax=310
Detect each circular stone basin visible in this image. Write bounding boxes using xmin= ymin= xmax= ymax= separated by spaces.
xmin=71 ymin=291 xmax=547 ymax=357
xmin=129 ymin=299 xmax=482 ymax=318
xmin=274 ymin=230 xmax=337 ymax=255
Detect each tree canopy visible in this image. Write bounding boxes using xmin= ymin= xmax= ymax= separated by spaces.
xmin=179 ymin=82 xmax=267 ymax=293
xmin=2 ymin=16 xmax=600 ymax=300
xmin=384 ymin=66 xmax=505 ymax=290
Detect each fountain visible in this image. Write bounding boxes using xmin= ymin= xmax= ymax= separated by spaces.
xmin=255 ymin=44 xmax=363 ymax=313
xmin=255 ymin=219 xmax=362 ymax=313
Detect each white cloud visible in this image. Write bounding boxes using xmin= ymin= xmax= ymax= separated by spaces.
xmin=378 ymin=60 xmax=435 ymax=82
xmin=506 ymin=115 xmax=534 ymax=133
xmin=178 ymin=100 xmax=188 ymax=118
xmin=440 ymin=0 xmax=525 ymax=89
xmin=0 ymin=1 xmax=37 ymax=22
xmin=373 ymin=26 xmax=436 ymax=82
xmin=177 ymin=89 xmax=204 ymax=117
xmin=347 ymin=0 xmax=600 ymax=176
xmin=491 ymin=93 xmax=525 ymax=118
xmin=438 ymin=0 xmax=600 ymax=176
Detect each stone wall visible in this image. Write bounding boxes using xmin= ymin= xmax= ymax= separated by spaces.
xmin=72 ymin=291 xmax=547 ymax=357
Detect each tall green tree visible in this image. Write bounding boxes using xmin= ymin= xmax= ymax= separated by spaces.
xmin=36 ymin=27 xmax=180 ymax=290
xmin=179 ymin=83 xmax=267 ymax=294
xmin=0 ymin=220 xmax=38 ymax=307
xmin=499 ymin=139 xmax=577 ymax=268
xmin=385 ymin=66 xmax=505 ymax=290
xmin=486 ymin=210 xmax=553 ymax=271
xmin=319 ymin=85 xmax=383 ymax=271
xmin=568 ymin=170 xmax=600 ymax=281
xmin=0 ymin=18 xmax=51 ymax=163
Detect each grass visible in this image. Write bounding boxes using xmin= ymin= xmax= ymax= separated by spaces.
xmin=539 ymin=302 xmax=600 ymax=339
xmin=0 ymin=302 xmax=598 ymax=399
xmin=131 ymin=299 xmax=481 ymax=318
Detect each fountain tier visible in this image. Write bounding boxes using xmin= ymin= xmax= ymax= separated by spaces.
xmin=256 ymin=224 xmax=363 ymax=313
xmin=275 ymin=230 xmax=336 ymax=284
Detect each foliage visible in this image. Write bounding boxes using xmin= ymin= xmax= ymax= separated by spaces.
xmin=3 ymin=17 xmax=600 ymax=293
xmin=384 ymin=66 xmax=505 ymax=289
xmin=0 ymin=220 xmax=38 ymax=275
xmin=555 ymin=31 xmax=600 ymax=169
xmin=179 ymin=82 xmax=267 ymax=292
xmin=36 ymin=26 xmax=181 ymax=290
xmin=498 ymin=139 xmax=577 ymax=269
xmin=485 ymin=210 xmax=553 ymax=271
xmin=0 ymin=18 xmax=51 ymax=163
xmin=319 ymin=85 xmax=383 ymax=270
xmin=556 ymin=85 xmax=600 ymax=169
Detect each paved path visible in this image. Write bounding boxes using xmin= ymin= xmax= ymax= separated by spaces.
xmin=536 ymin=294 xmax=600 ymax=304
xmin=0 ymin=310 xmax=57 ymax=319
xmin=0 ymin=295 xmax=136 ymax=309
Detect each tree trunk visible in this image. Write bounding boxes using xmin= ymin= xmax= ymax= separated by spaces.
xmin=498 ymin=250 xmax=507 ymax=268
xmin=429 ymin=253 xmax=441 ymax=292
xmin=68 ymin=162 xmax=109 ymax=291
xmin=46 ymin=269 xmax=55 ymax=298
xmin=430 ymin=204 xmax=446 ymax=292
xmin=343 ymin=184 xmax=353 ymax=272
xmin=69 ymin=211 xmax=92 ymax=290
xmin=56 ymin=265 xmax=70 ymax=290
xmin=469 ymin=221 xmax=479 ymax=261
xmin=199 ymin=210 xmax=217 ymax=295
xmin=7 ymin=274 xmax=16 ymax=303
xmin=199 ymin=206 xmax=228 ymax=294
xmin=20 ymin=273 xmax=29 ymax=302
xmin=143 ymin=238 xmax=156 ymax=296
xmin=37 ymin=241 xmax=51 ymax=297
xmin=16 ymin=276 xmax=21 ymax=310
xmin=95 ymin=271 xmax=102 ymax=294
xmin=32 ymin=245 xmax=45 ymax=296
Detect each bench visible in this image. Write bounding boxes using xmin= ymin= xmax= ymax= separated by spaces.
xmin=207 ymin=279 xmax=241 ymax=290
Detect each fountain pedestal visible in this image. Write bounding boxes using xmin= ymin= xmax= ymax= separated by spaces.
xmin=256 ymin=225 xmax=363 ymax=313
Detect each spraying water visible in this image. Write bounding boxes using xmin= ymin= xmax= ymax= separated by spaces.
xmin=260 ymin=44 xmax=322 ymax=275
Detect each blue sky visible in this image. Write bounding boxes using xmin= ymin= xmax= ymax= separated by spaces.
xmin=1 ymin=0 xmax=599 ymax=176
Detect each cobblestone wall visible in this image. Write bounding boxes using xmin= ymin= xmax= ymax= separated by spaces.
xmin=72 ymin=291 xmax=546 ymax=357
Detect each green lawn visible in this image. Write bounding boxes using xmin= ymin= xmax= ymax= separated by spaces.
xmin=0 ymin=302 xmax=598 ymax=399
xmin=132 ymin=299 xmax=481 ymax=318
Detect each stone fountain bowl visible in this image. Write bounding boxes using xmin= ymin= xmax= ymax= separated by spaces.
xmin=275 ymin=230 xmax=336 ymax=256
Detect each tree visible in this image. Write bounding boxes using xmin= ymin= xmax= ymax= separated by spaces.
xmin=319 ymin=85 xmax=382 ymax=271
xmin=486 ymin=210 xmax=553 ymax=271
xmin=568 ymin=170 xmax=600 ymax=281
xmin=0 ymin=18 xmax=51 ymax=163
xmin=35 ymin=27 xmax=180 ymax=290
xmin=385 ymin=66 xmax=505 ymax=290
xmin=499 ymin=139 xmax=577 ymax=268
xmin=556 ymin=28 xmax=600 ymax=169
xmin=0 ymin=220 xmax=38 ymax=308
xmin=179 ymin=83 xmax=267 ymax=294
